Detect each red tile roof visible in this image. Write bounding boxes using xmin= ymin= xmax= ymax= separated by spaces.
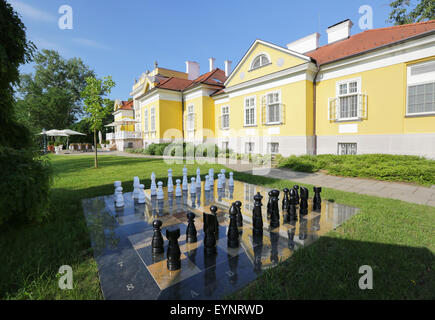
xmin=118 ymin=100 xmax=133 ymax=110
xmin=306 ymin=20 xmax=435 ymax=65
xmin=156 ymin=77 xmax=194 ymax=91
xmin=155 ymin=68 xmax=227 ymax=92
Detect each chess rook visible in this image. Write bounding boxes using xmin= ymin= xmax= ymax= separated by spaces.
xmin=252 ymin=192 xmax=263 ymax=236
xmin=166 ymin=228 xmax=181 ymax=271
xmin=186 ymin=211 xmax=197 ymax=243
xmin=152 ymin=220 xmax=164 ymax=255
xmin=203 ymin=212 xmax=217 ymax=254
xmin=137 ymin=184 xmax=145 ymax=204
xmin=313 ymin=186 xmax=322 ymax=211
xmin=269 ymin=189 xmax=280 ymax=228
xmin=227 ymin=203 xmax=239 ymax=248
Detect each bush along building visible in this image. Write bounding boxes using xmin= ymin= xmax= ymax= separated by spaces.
xmin=111 ymin=19 xmax=435 ymax=158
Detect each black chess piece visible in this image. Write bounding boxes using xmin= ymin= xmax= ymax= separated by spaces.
xmin=210 ymin=205 xmax=219 ymax=240
xmin=227 ymin=203 xmax=239 ymax=248
xmin=299 ymin=187 xmax=309 ymax=216
xmin=313 ymin=186 xmax=322 ymax=211
xmin=282 ymin=188 xmax=290 ymax=211
xmin=166 ymin=227 xmax=181 ymax=271
xmin=293 ymin=185 xmax=300 ymax=205
xmin=288 ymin=188 xmax=298 ymax=221
xmin=269 ymin=189 xmax=280 ymax=229
xmin=152 ymin=220 xmax=164 ymax=255
xmin=267 ymin=190 xmax=273 ymax=220
xmin=252 ymin=192 xmax=263 ymax=237
xmin=186 ymin=211 xmax=197 ymax=243
xmin=203 ymin=212 xmax=217 ymax=254
xmin=235 ymin=200 xmax=243 ymax=228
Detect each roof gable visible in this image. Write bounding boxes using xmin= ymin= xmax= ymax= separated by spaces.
xmin=225 ymin=39 xmax=311 ymax=87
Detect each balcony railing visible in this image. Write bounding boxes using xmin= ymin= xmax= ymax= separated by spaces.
xmin=107 ymin=131 xmax=142 ymax=140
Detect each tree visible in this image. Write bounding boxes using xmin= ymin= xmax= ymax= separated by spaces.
xmin=15 ymin=50 xmax=94 ymax=132
xmin=387 ymin=0 xmax=435 ymax=25
xmin=81 ymin=76 xmax=115 ymax=168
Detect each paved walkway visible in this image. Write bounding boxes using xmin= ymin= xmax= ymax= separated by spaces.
xmin=57 ymin=150 xmax=435 ymax=207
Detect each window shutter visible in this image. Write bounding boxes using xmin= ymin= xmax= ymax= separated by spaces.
xmin=328 ymin=97 xmax=337 ymax=121
xmin=357 ymin=94 xmax=363 ymax=119
xmin=280 ymin=103 xmax=285 ymax=125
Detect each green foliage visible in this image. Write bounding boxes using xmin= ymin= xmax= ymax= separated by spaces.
xmin=15 ymin=50 xmax=95 ymax=132
xmin=387 ymin=0 xmax=435 ymax=25
xmin=0 ymin=147 xmax=52 ymax=226
xmin=278 ymin=154 xmax=435 ymax=185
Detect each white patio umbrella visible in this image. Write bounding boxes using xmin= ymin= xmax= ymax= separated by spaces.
xmin=58 ymin=129 xmax=86 ymax=149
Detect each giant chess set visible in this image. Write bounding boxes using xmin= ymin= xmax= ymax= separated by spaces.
xmin=82 ymin=167 xmax=360 ymax=300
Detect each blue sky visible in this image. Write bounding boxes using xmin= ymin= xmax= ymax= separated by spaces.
xmin=9 ymin=0 xmax=394 ymax=100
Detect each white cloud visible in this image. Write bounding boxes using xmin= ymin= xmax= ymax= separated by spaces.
xmin=72 ymin=38 xmax=111 ymax=51
xmin=9 ymin=0 xmax=57 ymax=23
xmin=33 ymin=38 xmax=72 ymax=56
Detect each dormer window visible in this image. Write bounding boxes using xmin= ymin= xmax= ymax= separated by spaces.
xmin=250 ymin=54 xmax=270 ymax=70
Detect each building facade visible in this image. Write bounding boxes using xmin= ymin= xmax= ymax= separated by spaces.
xmin=113 ymin=19 xmax=435 ymax=158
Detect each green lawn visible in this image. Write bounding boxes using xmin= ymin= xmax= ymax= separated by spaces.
xmin=0 ymin=154 xmax=434 ymax=299
xmin=276 ymin=154 xmax=435 ymax=186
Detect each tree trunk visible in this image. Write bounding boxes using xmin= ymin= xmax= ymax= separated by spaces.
xmin=94 ymin=129 xmax=98 ymax=168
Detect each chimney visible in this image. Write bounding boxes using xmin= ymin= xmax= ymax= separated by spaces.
xmin=327 ymin=19 xmax=353 ymax=44
xmin=208 ymin=57 xmax=216 ymax=72
xmin=224 ymin=60 xmax=232 ymax=77
xmin=286 ymin=32 xmax=320 ymax=53
xmin=185 ymin=61 xmax=200 ymax=80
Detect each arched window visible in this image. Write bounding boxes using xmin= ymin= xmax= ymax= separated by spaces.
xmin=251 ymin=54 xmax=270 ymax=70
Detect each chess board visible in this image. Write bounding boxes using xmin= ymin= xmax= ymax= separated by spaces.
xmin=82 ymin=179 xmax=360 ymax=300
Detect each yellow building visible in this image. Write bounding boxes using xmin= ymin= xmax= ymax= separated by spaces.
xmin=118 ymin=19 xmax=435 ymax=158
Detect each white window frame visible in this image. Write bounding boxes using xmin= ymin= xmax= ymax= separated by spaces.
xmin=406 ymin=60 xmax=435 ymax=116
xmin=245 ymin=142 xmax=255 ymax=153
xmin=187 ymin=104 xmax=195 ymax=131
xmin=265 ymin=90 xmax=282 ymax=125
xmin=335 ymin=77 xmax=361 ymax=121
xmin=250 ymin=52 xmax=271 ymax=71
xmin=221 ymin=105 xmax=230 ymax=130
xmin=268 ymin=142 xmax=279 ymax=154
xmin=337 ymin=143 xmax=357 ymax=155
xmin=244 ymin=96 xmax=256 ymax=126
xmin=150 ymin=106 xmax=156 ymax=133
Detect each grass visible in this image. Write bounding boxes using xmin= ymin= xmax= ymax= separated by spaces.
xmin=0 ymin=154 xmax=434 ymax=299
xmin=276 ymin=154 xmax=435 ymax=186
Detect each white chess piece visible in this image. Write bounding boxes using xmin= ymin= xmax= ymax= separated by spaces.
xmin=209 ymin=168 xmax=214 ymax=186
xmin=217 ymin=174 xmax=223 ymax=189
xmin=196 ymin=168 xmax=201 ymax=189
xmin=115 ymin=187 xmax=124 ymax=207
xmin=150 ymin=172 xmax=157 ymax=196
xmin=137 ymin=184 xmax=145 ymax=204
xmin=175 ymin=179 xmax=182 ymax=197
xmin=204 ymin=175 xmax=210 ymax=191
xmin=114 ymin=181 xmax=121 ymax=198
xmin=167 ymin=168 xmax=174 ymax=193
xmin=133 ymin=176 xmax=140 ymax=199
xmin=182 ymin=167 xmax=188 ymax=191
xmin=220 ymin=169 xmax=226 ymax=184
xmin=157 ymin=181 xmax=164 ymax=200
xmin=228 ymin=172 xmax=234 ymax=187
xmin=190 ymin=177 xmax=196 ymax=194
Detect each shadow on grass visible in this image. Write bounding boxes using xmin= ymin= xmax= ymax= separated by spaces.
xmin=229 ymin=236 xmax=435 ymax=300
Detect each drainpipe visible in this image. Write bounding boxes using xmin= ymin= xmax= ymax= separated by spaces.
xmin=312 ymin=64 xmax=320 ymax=156
xmin=181 ymin=92 xmax=185 ymax=141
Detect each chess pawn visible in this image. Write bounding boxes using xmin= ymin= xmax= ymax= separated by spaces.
xmin=210 ymin=205 xmax=219 ymax=239
xmin=137 ymin=184 xmax=145 ymax=204
xmin=252 ymin=192 xmax=263 ymax=236
xmin=267 ymin=190 xmax=273 ymax=220
xmin=152 ymin=220 xmax=164 ymax=255
xmin=175 ymin=179 xmax=182 ymax=197
xmin=217 ymin=174 xmax=223 ymax=189
xmin=282 ymin=188 xmax=290 ymax=211
xmin=235 ymin=200 xmax=243 ymax=228
xmin=167 ymin=168 xmax=174 ymax=193
xmin=113 ymin=181 xmax=121 ymax=199
xmin=182 ymin=167 xmax=188 ymax=191
xmin=150 ymin=173 xmax=157 ymax=196
xmin=157 ymin=181 xmax=164 ymax=200
xmin=313 ymin=186 xmax=322 ymax=211
xmin=227 ymin=203 xmax=239 ymax=248
xmin=186 ymin=211 xmax=197 ymax=243
xmin=204 ymin=175 xmax=211 ymax=191
xmin=299 ymin=186 xmax=309 ymax=215
xmin=190 ymin=177 xmax=196 ymax=194
xmin=115 ymin=186 xmax=124 ymax=207
xmin=293 ymin=185 xmax=300 ymax=205
xmin=166 ymin=228 xmax=181 ymax=271
xmin=270 ymin=189 xmax=280 ymax=228
xmin=208 ymin=168 xmax=214 ymax=186
xmin=203 ymin=212 xmax=217 ymax=254
xmin=228 ymin=172 xmax=234 ymax=187
xmin=196 ymin=168 xmax=201 ymax=189
xmin=133 ymin=176 xmax=140 ymax=199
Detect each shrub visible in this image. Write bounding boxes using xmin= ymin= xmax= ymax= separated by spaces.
xmin=0 ymin=147 xmax=52 ymax=226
